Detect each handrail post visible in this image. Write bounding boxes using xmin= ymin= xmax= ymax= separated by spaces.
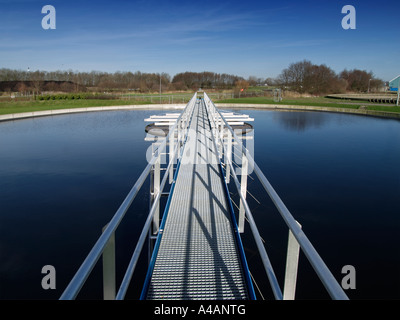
xmin=149 ymin=144 xmax=160 ymax=235
xmin=225 ymin=129 xmax=232 ymax=183
xmin=238 ymin=152 xmax=248 ymax=233
xmin=178 ymin=119 xmax=183 ymax=148
xmin=152 ymin=154 xmax=160 ymax=234
xmin=283 ymin=221 xmax=302 ymax=300
xmin=169 ymin=126 xmax=175 ymax=184
xmin=102 ymin=223 xmax=116 ymax=300
xmin=219 ymin=118 xmax=224 ymax=158
xmin=177 ymin=119 xmax=181 ymax=149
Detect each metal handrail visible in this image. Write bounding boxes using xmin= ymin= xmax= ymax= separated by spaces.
xmin=60 ymin=93 xmax=197 ymax=300
xmin=115 ymin=133 xmax=180 ymax=299
xmin=204 ymin=96 xmax=283 ymax=300
xmin=203 ymin=98 xmax=257 ymax=300
xmin=204 ymin=92 xmax=349 ymax=300
xmin=116 ymin=96 xmax=197 ymax=300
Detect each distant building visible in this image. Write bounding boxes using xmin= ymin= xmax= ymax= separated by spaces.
xmin=389 ymin=75 xmax=400 ymax=91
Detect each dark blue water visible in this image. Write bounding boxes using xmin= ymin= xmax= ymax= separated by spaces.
xmin=0 ymin=109 xmax=399 ymax=299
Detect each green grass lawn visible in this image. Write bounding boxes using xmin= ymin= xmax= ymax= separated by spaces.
xmin=216 ymin=96 xmax=400 ymax=113
xmin=1 ymin=95 xmax=399 ymax=116
xmin=0 ymin=99 xmax=151 ymax=115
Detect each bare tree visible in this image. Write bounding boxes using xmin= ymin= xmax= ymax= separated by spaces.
xmin=247 ymin=76 xmax=259 ymax=86
xmin=30 ymin=71 xmax=43 ymax=96
xmin=278 ymin=60 xmax=313 ymax=93
xmin=278 ymin=60 xmax=348 ymax=94
xmin=339 ymin=69 xmax=381 ymax=92
xmin=172 ymin=71 xmax=243 ymax=90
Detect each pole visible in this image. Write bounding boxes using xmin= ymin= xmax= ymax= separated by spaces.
xmin=397 ymin=78 xmax=400 ymax=106
xmin=238 ymin=153 xmax=248 ymax=233
xmin=283 ymin=221 xmax=302 ymax=300
xmin=102 ymin=224 xmax=116 ymax=300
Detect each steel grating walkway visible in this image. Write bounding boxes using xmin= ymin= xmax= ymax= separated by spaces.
xmin=142 ymin=99 xmax=251 ymax=300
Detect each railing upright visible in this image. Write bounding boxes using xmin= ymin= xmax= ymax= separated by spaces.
xmin=102 ymin=223 xmax=116 ymax=300
xmin=283 ymin=221 xmax=302 ymax=300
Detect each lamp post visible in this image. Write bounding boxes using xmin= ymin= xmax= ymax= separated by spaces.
xmin=27 ymin=67 xmax=31 ymax=99
xmin=368 ymin=78 xmax=371 ymax=93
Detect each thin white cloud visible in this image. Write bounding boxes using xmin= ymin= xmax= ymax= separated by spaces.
xmin=270 ymin=39 xmax=330 ymax=48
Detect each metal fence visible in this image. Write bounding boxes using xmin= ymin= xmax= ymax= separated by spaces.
xmin=60 ymin=94 xmax=198 ymax=300
xmin=204 ymin=92 xmax=348 ymax=300
xmin=118 ymin=92 xmax=234 ymax=104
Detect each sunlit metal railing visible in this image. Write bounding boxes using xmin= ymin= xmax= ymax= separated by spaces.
xmin=204 ymin=92 xmax=348 ymax=300
xmin=60 ymin=92 xmax=348 ymax=300
xmin=60 ymin=93 xmax=197 ymax=300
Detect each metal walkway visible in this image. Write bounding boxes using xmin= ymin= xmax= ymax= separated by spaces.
xmin=60 ymin=92 xmax=348 ymax=301
xmin=141 ymin=99 xmax=253 ymax=300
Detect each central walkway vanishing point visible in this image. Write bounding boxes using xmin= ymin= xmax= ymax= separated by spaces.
xmin=141 ymin=97 xmax=253 ymax=299
xmin=60 ymin=92 xmax=348 ymax=300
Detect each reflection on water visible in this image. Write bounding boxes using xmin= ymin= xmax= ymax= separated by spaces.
xmin=273 ymin=110 xmax=329 ymax=131
xmin=0 ymin=109 xmax=400 ymax=299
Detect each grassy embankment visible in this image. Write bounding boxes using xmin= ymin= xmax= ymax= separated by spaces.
xmin=1 ymin=94 xmax=399 ymax=116
xmin=0 ymin=92 xmax=197 ymax=115
xmin=0 ymin=98 xmax=153 ymax=115
xmin=216 ymin=96 xmax=400 ymax=113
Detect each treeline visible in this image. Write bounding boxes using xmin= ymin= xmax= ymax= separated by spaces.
xmin=0 ymin=69 xmax=172 ymax=93
xmin=171 ymin=72 xmax=244 ymax=90
xmin=276 ymin=60 xmax=384 ymax=94
xmin=0 ymin=69 xmax=243 ymax=93
xmin=0 ymin=62 xmax=385 ymax=95
xmin=0 ymin=81 xmax=86 ymax=95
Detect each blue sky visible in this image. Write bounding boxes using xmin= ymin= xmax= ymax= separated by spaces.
xmin=1 ymin=0 xmax=399 ymax=80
